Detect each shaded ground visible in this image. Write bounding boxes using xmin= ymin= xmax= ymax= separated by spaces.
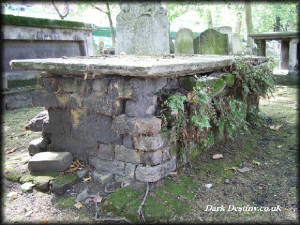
xmin=2 ymin=74 xmax=299 ymax=223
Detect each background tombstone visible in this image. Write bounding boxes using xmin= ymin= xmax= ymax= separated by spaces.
xmin=288 ymin=38 xmax=299 ymax=75
xmin=214 ymin=26 xmax=233 ymax=55
xmin=194 ymin=29 xmax=228 ymax=55
xmin=232 ymin=33 xmax=243 ymax=55
xmin=175 ymin=28 xmax=194 ymax=54
xmin=169 ymin=37 xmax=175 ymax=53
xmin=116 ymin=2 xmax=170 ymax=55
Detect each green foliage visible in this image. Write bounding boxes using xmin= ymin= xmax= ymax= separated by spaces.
xmin=165 ymin=93 xmax=187 ymax=115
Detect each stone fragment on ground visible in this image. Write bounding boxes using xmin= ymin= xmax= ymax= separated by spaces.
xmin=21 ymin=182 xmax=35 ymax=192
xmin=28 ymin=152 xmax=73 ymax=172
xmin=212 ymin=154 xmax=223 ymax=159
xmin=28 ymin=137 xmax=48 ymax=156
xmin=50 ymin=173 xmax=77 ymax=195
xmin=7 ymin=192 xmax=18 ymax=200
xmin=237 ymin=167 xmax=252 ymax=173
xmin=25 ymin=110 xmax=48 ymax=132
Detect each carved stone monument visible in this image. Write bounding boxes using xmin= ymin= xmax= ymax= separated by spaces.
xmin=116 ymin=2 xmax=170 ymax=55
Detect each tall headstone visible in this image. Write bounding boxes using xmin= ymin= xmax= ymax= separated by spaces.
xmin=175 ymin=28 xmax=194 ymax=54
xmin=214 ymin=26 xmax=233 ymax=55
xmin=194 ymin=29 xmax=228 ymax=55
xmin=288 ymin=38 xmax=299 ymax=75
xmin=232 ymin=33 xmax=243 ymax=55
xmin=116 ymin=2 xmax=170 ymax=55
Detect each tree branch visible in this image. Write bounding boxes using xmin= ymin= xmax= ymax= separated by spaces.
xmin=94 ymin=5 xmax=108 ymax=14
xmin=52 ymin=0 xmax=69 ymax=20
xmin=137 ymin=182 xmax=150 ymax=222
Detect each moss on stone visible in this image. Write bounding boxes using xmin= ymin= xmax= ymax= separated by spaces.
xmin=197 ymin=29 xmax=228 ymax=55
xmin=5 ymin=171 xmax=22 ymax=182
xmin=178 ymin=76 xmax=196 ymax=91
xmin=51 ymin=173 xmax=76 ymax=186
xmin=55 ymin=197 xmax=76 ymax=209
xmin=178 ymin=175 xmax=199 ymax=189
xmin=19 ymin=172 xmax=57 ymax=184
xmin=211 ymin=78 xmax=226 ymax=96
xmin=3 ymin=14 xmax=93 ymax=29
xmin=7 ymin=79 xmax=37 ymax=89
xmin=221 ymin=73 xmax=235 ymax=87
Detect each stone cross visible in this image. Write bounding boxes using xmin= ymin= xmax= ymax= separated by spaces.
xmin=115 ymin=2 xmax=170 ymax=55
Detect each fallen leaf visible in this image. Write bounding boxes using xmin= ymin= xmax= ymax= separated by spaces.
xmin=74 ymin=202 xmax=83 ymax=209
xmin=270 ymin=124 xmax=282 ymax=131
xmin=224 ymin=166 xmax=237 ymax=172
xmin=84 ymin=72 xmax=88 ymax=80
xmin=40 ymin=219 xmax=48 ymax=224
xmin=169 ymin=171 xmax=177 ymax=176
xmin=244 ymin=211 xmax=251 ymax=216
xmin=6 ymin=148 xmax=17 ymax=154
xmin=94 ymin=195 xmax=102 ymax=203
xmin=82 ymin=177 xmax=91 ymax=182
xmin=212 ymin=154 xmax=223 ymax=159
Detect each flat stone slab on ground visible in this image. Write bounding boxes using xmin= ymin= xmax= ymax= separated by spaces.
xmin=28 ymin=152 xmax=73 ymax=172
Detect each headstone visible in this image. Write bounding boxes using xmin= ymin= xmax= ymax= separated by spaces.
xmin=232 ymin=33 xmax=243 ymax=55
xmin=175 ymin=28 xmax=194 ymax=54
xmin=169 ymin=37 xmax=175 ymax=54
xmin=116 ymin=2 xmax=170 ymax=55
xmin=194 ymin=29 xmax=228 ymax=55
xmin=214 ymin=26 xmax=233 ymax=55
xmin=289 ymin=38 xmax=299 ymax=75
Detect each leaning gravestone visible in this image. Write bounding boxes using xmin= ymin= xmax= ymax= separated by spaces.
xmin=116 ymin=2 xmax=170 ymax=55
xmin=194 ymin=29 xmax=228 ymax=55
xmin=175 ymin=28 xmax=194 ymax=54
xmin=214 ymin=26 xmax=233 ymax=55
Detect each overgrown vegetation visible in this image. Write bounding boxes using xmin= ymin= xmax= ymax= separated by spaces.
xmin=159 ymin=58 xmax=275 ymax=165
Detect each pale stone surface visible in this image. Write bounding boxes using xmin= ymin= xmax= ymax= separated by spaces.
xmin=133 ymin=133 xmax=167 ymax=151
xmin=115 ymin=145 xmax=141 ymax=164
xmin=89 ymin=157 xmax=125 ymax=176
xmin=112 ymin=114 xmax=161 ymax=136
xmin=28 ymin=152 xmax=73 ymax=172
xmin=116 ymin=2 xmax=170 ymax=55
xmin=175 ymin=28 xmax=194 ymax=54
xmin=289 ymin=38 xmax=299 ymax=74
xmin=135 ymin=156 xmax=176 ymax=182
xmin=232 ymin=33 xmax=243 ymax=55
xmin=10 ymin=55 xmax=235 ymax=77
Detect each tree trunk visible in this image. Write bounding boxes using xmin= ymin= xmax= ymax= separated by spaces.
xmin=207 ymin=9 xmax=213 ymax=28
xmin=106 ymin=2 xmax=116 ymax=48
xmin=245 ymin=2 xmax=253 ymax=48
xmin=235 ymin=12 xmax=242 ymax=34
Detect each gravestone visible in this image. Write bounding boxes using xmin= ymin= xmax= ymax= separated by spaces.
xmin=232 ymin=33 xmax=243 ymax=55
xmin=175 ymin=28 xmax=194 ymax=54
xmin=169 ymin=37 xmax=175 ymax=54
xmin=289 ymin=38 xmax=299 ymax=75
xmin=194 ymin=29 xmax=228 ymax=55
xmin=116 ymin=2 xmax=170 ymax=55
xmin=214 ymin=26 xmax=233 ymax=55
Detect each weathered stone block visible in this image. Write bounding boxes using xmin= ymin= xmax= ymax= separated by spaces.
xmin=32 ymin=90 xmax=59 ymax=108
xmin=124 ymin=163 xmax=136 ymax=178
xmin=92 ymin=79 xmax=107 ymax=94
xmin=92 ymin=171 xmax=113 ymax=184
xmin=178 ymin=76 xmax=196 ymax=91
xmin=135 ymin=156 xmax=176 ymax=182
xmin=140 ymin=147 xmax=171 ymax=166
xmin=133 ymin=133 xmax=167 ymax=151
xmin=39 ymin=77 xmax=58 ymax=92
xmin=98 ymin=143 xmax=114 ymax=160
xmin=89 ymin=157 xmax=125 ymax=176
xmin=123 ymin=135 xmax=133 ymax=148
xmin=28 ymin=137 xmax=48 ymax=156
xmin=28 ymin=152 xmax=73 ymax=172
xmin=125 ymin=95 xmax=157 ymax=117
xmin=112 ymin=114 xmax=161 ymax=136
xmin=115 ymin=145 xmax=141 ymax=163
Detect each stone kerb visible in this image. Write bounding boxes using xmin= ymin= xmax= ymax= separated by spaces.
xmin=175 ymin=28 xmax=194 ymax=54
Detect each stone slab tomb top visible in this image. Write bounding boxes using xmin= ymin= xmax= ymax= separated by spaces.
xmin=11 ymin=55 xmax=237 ymax=78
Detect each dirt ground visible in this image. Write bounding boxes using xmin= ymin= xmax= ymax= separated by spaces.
xmin=1 ymin=74 xmax=299 ymax=224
